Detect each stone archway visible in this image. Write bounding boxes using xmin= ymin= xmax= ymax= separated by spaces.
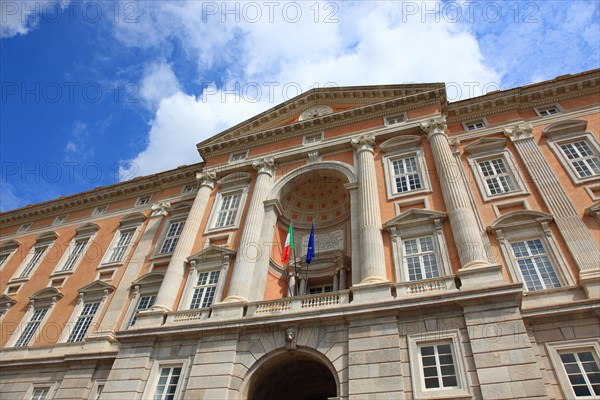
xmin=245 ymin=351 xmax=338 ymax=400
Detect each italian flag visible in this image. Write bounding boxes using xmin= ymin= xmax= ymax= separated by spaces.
xmin=281 ymin=223 xmax=294 ymax=264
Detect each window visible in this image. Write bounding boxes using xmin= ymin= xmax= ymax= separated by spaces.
xmin=93 ymin=205 xmax=108 ymax=216
xmin=190 ymin=270 xmax=220 ymax=309
xmin=535 ymin=104 xmax=561 ymax=117
xmin=403 ymin=236 xmax=440 ymax=281
xmin=153 ymin=366 xmax=182 ymax=400
xmin=229 ymin=151 xmax=248 ymax=162
xmin=392 ymin=156 xmax=423 ymax=194
xmin=159 ymin=221 xmax=185 ymax=254
xmin=465 ymin=139 xmax=528 ymax=201
xmin=182 ymin=185 xmax=196 ymax=194
xmin=129 ymin=295 xmax=156 ymax=327
xmin=463 ymin=119 xmax=486 ymax=131
xmin=385 ymin=114 xmax=406 ymax=125
xmin=408 ymin=330 xmax=470 ymax=399
xmin=559 ymin=140 xmax=600 ymax=178
xmin=510 ymin=239 xmax=561 ymax=291
xmin=558 ymin=350 xmax=600 ymax=398
xmin=53 ymin=215 xmax=68 ymax=225
xmin=18 ymin=223 xmax=32 ymax=233
xmin=303 ymin=132 xmax=323 ymax=145
xmin=308 ymin=285 xmax=333 ymax=294
xmin=107 ymin=229 xmax=135 ymax=263
xmin=61 ymin=238 xmax=89 ymax=272
xmin=419 ymin=342 xmax=458 ymax=389
xmin=136 ymin=196 xmax=151 ymax=206
xmin=15 ymin=308 xmax=48 ymax=347
xmin=215 ymin=193 xmax=242 ymax=228
xmin=67 ymin=302 xmax=99 ymax=342
xmin=478 ymin=158 xmax=516 ymax=195
xmin=20 ymin=246 xmax=47 ymax=279
xmin=31 ymin=388 xmax=50 ymax=400
xmin=0 ymin=253 xmax=9 ymax=269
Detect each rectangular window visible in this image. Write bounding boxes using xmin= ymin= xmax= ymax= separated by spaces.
xmin=130 ymin=295 xmax=156 ymax=327
xmin=464 ymin=120 xmax=486 ymax=131
xmin=190 ymin=271 xmax=220 ymax=309
xmin=559 ymin=350 xmax=600 ymax=398
xmin=536 ymin=105 xmax=561 ymax=116
xmin=108 ymin=230 xmax=134 ymax=263
xmin=392 ymin=156 xmax=422 ymax=193
xmin=419 ymin=343 xmax=458 ymax=389
xmin=159 ymin=221 xmax=185 ymax=254
xmin=215 ymin=194 xmax=242 ymax=228
xmin=31 ymin=388 xmax=50 ymax=400
xmin=230 ymin=151 xmax=248 ymax=162
xmin=303 ymin=132 xmax=323 ymax=145
xmin=511 ymin=239 xmax=561 ymax=291
xmin=183 ymin=185 xmax=196 ymax=194
xmin=386 ymin=114 xmax=406 ymax=125
xmin=560 ymin=141 xmax=600 ymax=178
xmin=0 ymin=254 xmax=9 ymax=269
xmin=403 ymin=236 xmax=440 ymax=281
xmin=308 ymin=285 xmax=333 ymax=294
xmin=53 ymin=215 xmax=67 ymax=225
xmin=137 ymin=196 xmax=151 ymax=206
xmin=61 ymin=238 xmax=89 ymax=272
xmin=478 ymin=158 xmax=516 ymax=195
xmin=154 ymin=366 xmax=182 ymax=400
xmin=20 ymin=246 xmax=47 ymax=278
xmin=67 ymin=302 xmax=99 ymax=342
xmin=93 ymin=205 xmax=108 ymax=216
xmin=18 ymin=223 xmax=32 ymax=233
xmin=15 ymin=308 xmax=48 ymax=347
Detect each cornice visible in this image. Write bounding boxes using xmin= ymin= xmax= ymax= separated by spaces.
xmin=200 ymin=95 xmax=442 ymax=159
xmin=0 ymin=163 xmax=202 ymax=226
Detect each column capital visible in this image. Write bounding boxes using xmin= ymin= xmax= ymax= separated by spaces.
xmin=503 ymin=122 xmax=533 ymax=142
xmin=420 ymin=116 xmax=448 ymax=138
xmin=150 ymin=201 xmax=171 ymax=218
xmin=196 ymin=169 xmax=217 ymax=188
xmin=252 ymin=156 xmax=275 ymax=177
xmin=449 ymin=137 xmax=461 ymax=154
xmin=351 ymin=133 xmax=376 ymax=153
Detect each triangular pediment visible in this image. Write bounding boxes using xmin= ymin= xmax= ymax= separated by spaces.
xmin=79 ymin=280 xmax=116 ymax=295
xmin=0 ymin=294 xmax=16 ymax=308
xmin=197 ymin=83 xmax=445 ymax=156
xmin=384 ymin=209 xmax=446 ymax=230
xmin=188 ymin=245 xmax=236 ymax=263
xmin=464 ymin=137 xmax=507 ymax=155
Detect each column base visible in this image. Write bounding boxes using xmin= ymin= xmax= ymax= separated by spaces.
xmin=210 ymin=300 xmax=246 ymax=320
xmin=351 ymin=281 xmax=393 ymax=304
xmin=579 ymin=269 xmax=600 ymax=300
xmin=135 ymin=309 xmax=167 ymax=329
xmin=456 ymin=263 xmax=506 ymax=289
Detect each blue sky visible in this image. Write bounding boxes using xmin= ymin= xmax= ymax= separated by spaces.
xmin=1 ymin=0 xmax=599 ymax=211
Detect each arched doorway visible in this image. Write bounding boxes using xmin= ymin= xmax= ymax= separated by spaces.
xmin=247 ymin=352 xmax=338 ymax=400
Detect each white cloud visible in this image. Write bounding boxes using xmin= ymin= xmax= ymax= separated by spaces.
xmin=139 ymin=62 xmax=181 ymax=110
xmin=0 ymin=0 xmax=71 ymax=39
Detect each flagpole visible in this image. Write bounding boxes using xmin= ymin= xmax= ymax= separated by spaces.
xmin=291 ymin=220 xmax=299 ymax=296
xmin=273 ymin=224 xmax=292 ymax=295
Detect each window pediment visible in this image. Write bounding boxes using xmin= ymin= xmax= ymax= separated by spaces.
xmin=119 ymin=212 xmax=146 ymax=226
xmin=464 ymin=137 xmax=507 ymax=155
xmin=188 ymin=245 xmax=236 ymax=265
xmin=488 ymin=210 xmax=552 ymax=232
xmin=0 ymin=294 xmax=16 ymax=309
xmin=380 ymin=135 xmax=422 ymax=153
xmin=542 ymin=119 xmax=588 ymax=139
xmin=0 ymin=240 xmax=20 ymax=253
xmin=30 ymin=287 xmax=63 ymax=307
xmin=384 ymin=209 xmax=446 ymax=231
xmin=218 ymin=172 xmax=251 ymax=188
xmin=170 ymin=201 xmax=193 ymax=215
xmin=131 ymin=272 xmax=165 ymax=288
xmin=75 ymin=223 xmax=100 ymax=236
xmin=36 ymin=231 xmax=58 ymax=244
xmin=79 ymin=280 xmax=116 ymax=297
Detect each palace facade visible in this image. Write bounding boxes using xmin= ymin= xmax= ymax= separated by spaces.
xmin=1 ymin=70 xmax=599 ymax=400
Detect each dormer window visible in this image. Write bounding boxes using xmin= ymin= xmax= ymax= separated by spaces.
xmin=535 ymin=104 xmax=561 ymax=117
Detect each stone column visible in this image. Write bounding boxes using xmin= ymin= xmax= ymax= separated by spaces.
xmin=344 ymin=182 xmax=360 ymax=286
xmin=339 ymin=267 xmax=347 ymax=290
xmin=505 ymin=123 xmax=600 ymax=297
xmin=223 ymin=157 xmax=275 ymax=302
xmin=351 ymin=134 xmax=387 ymax=284
xmin=332 ymin=273 xmax=339 ymax=291
xmin=249 ymin=199 xmax=282 ymax=301
xmin=299 ymin=277 xmax=307 ymax=295
xmin=421 ymin=117 xmax=490 ymax=270
xmin=152 ymin=170 xmax=216 ymax=312
xmin=98 ymin=201 xmax=169 ymax=332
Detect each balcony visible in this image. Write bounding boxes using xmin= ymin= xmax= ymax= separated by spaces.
xmin=246 ymin=290 xmax=351 ymax=317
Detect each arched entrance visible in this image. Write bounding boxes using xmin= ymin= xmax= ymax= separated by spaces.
xmin=247 ymin=352 xmax=338 ymax=400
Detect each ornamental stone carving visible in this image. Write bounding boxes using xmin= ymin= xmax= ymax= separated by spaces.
xmin=420 ymin=116 xmax=448 ymax=138
xmin=196 ymin=169 xmax=217 ymax=188
xmin=150 ymin=201 xmax=171 ymax=217
xmin=503 ymin=122 xmax=534 ymax=142
xmin=252 ymin=156 xmax=275 ymax=176
xmin=350 ymin=134 xmax=376 ymax=153
xmin=285 ymin=327 xmax=297 ymax=351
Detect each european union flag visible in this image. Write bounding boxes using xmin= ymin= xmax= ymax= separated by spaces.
xmin=306 ymin=222 xmax=315 ymax=264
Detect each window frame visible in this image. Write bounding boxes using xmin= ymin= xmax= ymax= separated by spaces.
xmin=205 ymin=186 xmax=249 ymax=233
xmin=546 ymin=339 xmax=600 ymax=399
xmin=463 ymin=118 xmax=487 ymax=131
xmin=136 ymin=196 xmax=152 ymax=207
xmin=99 ymin=215 xmax=144 ymax=267
xmin=407 ymin=330 xmax=470 ymax=399
xmin=229 ymin=150 xmax=249 ymax=163
xmin=52 ymin=214 xmax=68 ymax=226
xmin=385 ymin=113 xmax=407 ymax=125
xmin=535 ymin=103 xmax=562 ymax=117
xmin=93 ymin=205 xmax=108 ymax=216
xmin=52 ymin=226 xmax=98 ymax=276
xmin=10 ymin=233 xmax=57 ymax=282
xmin=382 ymin=149 xmax=432 ymax=200
xmin=547 ymin=132 xmax=600 ymax=184
xmin=17 ymin=222 xmax=32 ymax=233
xmin=468 ymin=150 xmax=528 ymax=201
xmin=157 ymin=219 xmax=186 ymax=255
xmin=122 ymin=272 xmax=164 ymax=329
xmin=142 ymin=359 xmax=190 ymax=400
xmin=25 ymin=383 xmax=57 ymax=400
xmin=0 ymin=240 xmax=20 ymax=271
xmin=509 ymin=238 xmax=562 ymax=292
xmin=303 ymin=132 xmax=324 ymax=145
xmin=402 ymin=235 xmax=442 ymax=282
